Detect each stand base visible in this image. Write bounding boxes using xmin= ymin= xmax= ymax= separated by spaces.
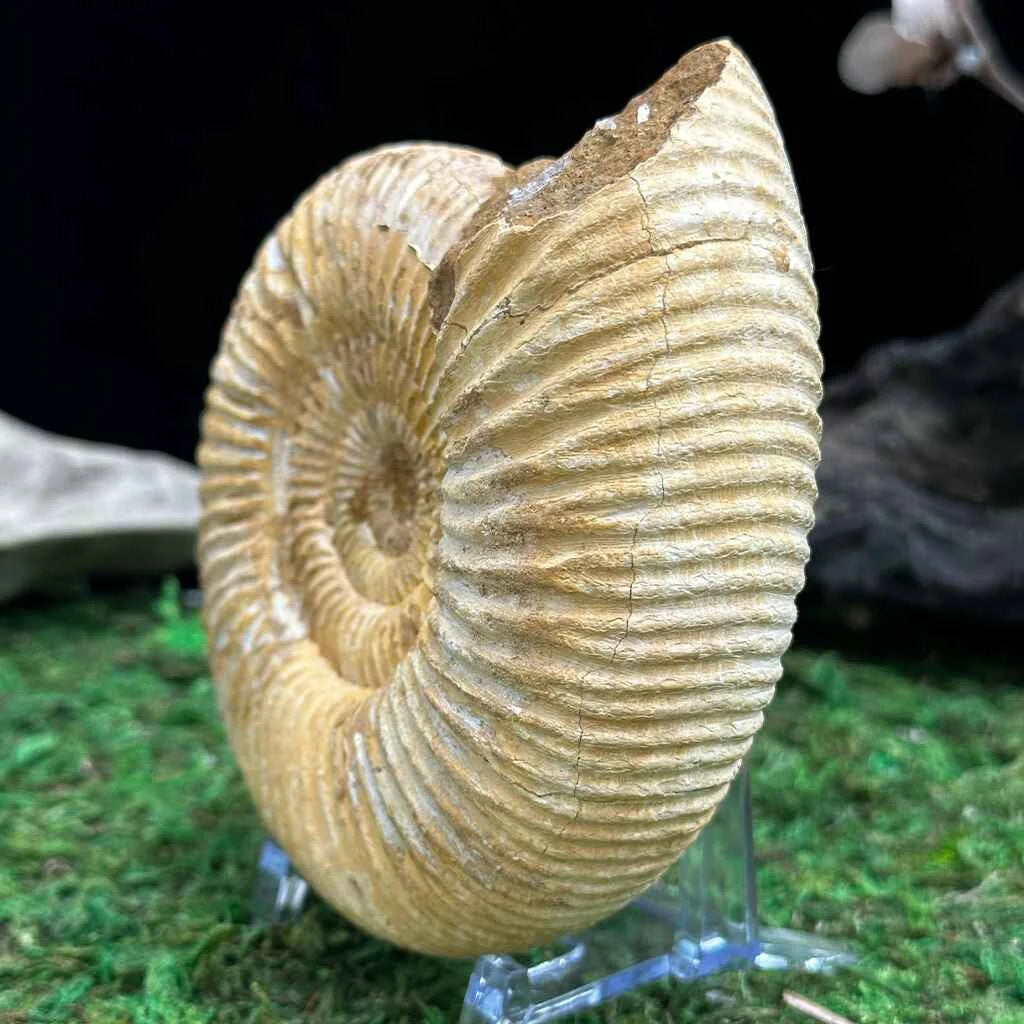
xmin=458 ymin=913 xmax=853 ymax=1024
xmin=251 ymin=762 xmax=855 ymax=1024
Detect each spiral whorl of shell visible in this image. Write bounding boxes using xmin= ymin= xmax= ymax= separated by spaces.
xmin=198 ymin=40 xmax=822 ymax=956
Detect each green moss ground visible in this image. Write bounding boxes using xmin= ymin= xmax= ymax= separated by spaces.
xmin=1 ymin=581 xmax=1021 ymax=1023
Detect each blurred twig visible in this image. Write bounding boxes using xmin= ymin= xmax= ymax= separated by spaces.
xmin=783 ymin=990 xmax=856 ymax=1024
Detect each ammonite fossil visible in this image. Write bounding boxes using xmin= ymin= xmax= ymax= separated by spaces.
xmin=198 ymin=39 xmax=822 ymax=957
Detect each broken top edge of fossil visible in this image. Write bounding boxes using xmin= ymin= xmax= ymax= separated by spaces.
xmin=504 ymin=39 xmax=734 ymax=223
xmin=428 ymin=38 xmax=739 ymax=327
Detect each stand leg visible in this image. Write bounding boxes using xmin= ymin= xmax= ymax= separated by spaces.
xmin=252 ymin=838 xmax=309 ymax=924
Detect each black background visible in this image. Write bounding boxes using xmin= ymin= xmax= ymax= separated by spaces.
xmin=7 ymin=0 xmax=1024 ymax=463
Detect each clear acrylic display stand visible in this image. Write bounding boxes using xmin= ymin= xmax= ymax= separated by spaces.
xmin=252 ymin=763 xmax=854 ymax=1022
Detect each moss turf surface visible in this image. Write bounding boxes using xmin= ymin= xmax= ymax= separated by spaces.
xmin=1 ymin=581 xmax=1021 ymax=1023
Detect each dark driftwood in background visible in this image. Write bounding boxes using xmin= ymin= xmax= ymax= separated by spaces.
xmin=809 ymin=273 xmax=1024 ymax=621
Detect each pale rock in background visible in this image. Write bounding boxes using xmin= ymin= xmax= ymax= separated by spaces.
xmin=0 ymin=412 xmax=198 ymax=601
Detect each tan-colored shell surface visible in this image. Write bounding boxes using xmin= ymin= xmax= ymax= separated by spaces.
xmin=197 ymin=40 xmax=822 ymax=957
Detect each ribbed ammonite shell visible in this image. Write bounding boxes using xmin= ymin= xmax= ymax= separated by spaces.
xmin=198 ymin=39 xmax=822 ymax=957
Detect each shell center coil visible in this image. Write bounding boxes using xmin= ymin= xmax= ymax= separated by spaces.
xmin=330 ymin=400 xmax=441 ymax=599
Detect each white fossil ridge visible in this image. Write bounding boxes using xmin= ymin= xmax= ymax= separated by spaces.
xmin=198 ymin=39 xmax=823 ymax=956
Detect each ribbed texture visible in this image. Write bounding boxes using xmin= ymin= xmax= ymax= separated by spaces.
xmin=198 ymin=40 xmax=822 ymax=956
